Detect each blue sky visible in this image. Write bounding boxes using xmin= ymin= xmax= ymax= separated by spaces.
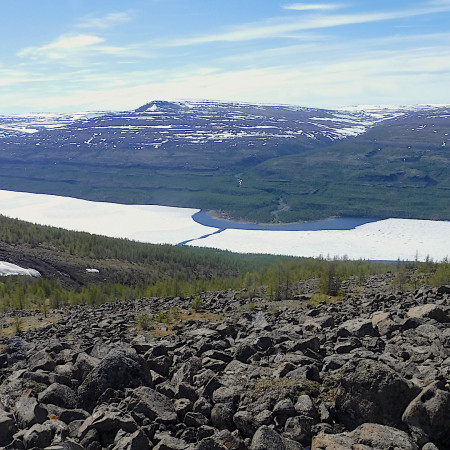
xmin=1 ymin=0 xmax=450 ymax=113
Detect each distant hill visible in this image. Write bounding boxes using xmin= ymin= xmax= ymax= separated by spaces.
xmin=0 ymin=100 xmax=448 ymax=222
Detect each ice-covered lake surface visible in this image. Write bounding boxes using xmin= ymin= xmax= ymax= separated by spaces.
xmin=0 ymin=189 xmax=448 ymax=262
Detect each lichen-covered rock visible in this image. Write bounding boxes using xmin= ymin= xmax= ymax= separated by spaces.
xmin=312 ymin=423 xmax=419 ymax=450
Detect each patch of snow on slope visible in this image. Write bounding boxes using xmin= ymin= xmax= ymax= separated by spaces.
xmin=0 ymin=262 xmax=40 ymax=277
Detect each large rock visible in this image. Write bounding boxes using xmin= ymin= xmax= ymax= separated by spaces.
xmin=73 ymin=352 xmax=100 ymax=381
xmin=78 ymin=349 xmax=152 ymax=411
xmin=335 ymin=359 xmax=418 ymax=429
xmin=28 ymin=349 xmax=55 ymax=372
xmin=337 ymin=318 xmax=378 ymax=338
xmin=402 ymin=380 xmax=450 ymax=447
xmin=312 ymin=423 xmax=419 ymax=450
xmin=0 ymin=413 xmax=17 ymax=447
xmin=127 ymin=386 xmax=177 ymax=423
xmin=78 ymin=405 xmax=138 ymax=441
xmin=14 ymin=396 xmax=48 ymax=429
xmin=22 ymin=422 xmax=54 ymax=449
xmin=111 ymin=429 xmax=152 ymax=450
xmin=250 ymin=426 xmax=286 ymax=450
xmin=407 ymin=304 xmax=449 ymax=323
xmin=38 ymin=383 xmax=78 ymax=409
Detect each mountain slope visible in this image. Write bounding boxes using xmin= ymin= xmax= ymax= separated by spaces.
xmin=0 ymin=100 xmax=448 ymax=222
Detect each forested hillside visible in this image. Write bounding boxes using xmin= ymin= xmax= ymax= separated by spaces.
xmin=0 ymin=214 xmax=449 ymax=312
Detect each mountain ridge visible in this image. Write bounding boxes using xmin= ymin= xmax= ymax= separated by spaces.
xmin=0 ymin=99 xmax=448 ymax=222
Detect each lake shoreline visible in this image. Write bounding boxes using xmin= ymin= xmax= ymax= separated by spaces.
xmin=192 ymin=210 xmax=381 ymax=231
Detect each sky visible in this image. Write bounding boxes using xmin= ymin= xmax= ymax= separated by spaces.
xmin=1 ymin=0 xmax=450 ymax=114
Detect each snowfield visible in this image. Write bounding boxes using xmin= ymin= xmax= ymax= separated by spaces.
xmin=0 ymin=261 xmax=40 ymax=277
xmin=0 ymin=190 xmax=448 ymax=262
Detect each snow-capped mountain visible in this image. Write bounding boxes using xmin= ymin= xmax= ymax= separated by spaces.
xmin=2 ymin=100 xmax=448 ymax=150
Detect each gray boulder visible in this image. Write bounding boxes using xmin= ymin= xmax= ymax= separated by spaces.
xmin=407 ymin=304 xmax=449 ymax=323
xmin=126 ymin=386 xmax=177 ymax=423
xmin=335 ymin=359 xmax=418 ymax=429
xmin=38 ymin=383 xmax=78 ymax=409
xmin=78 ymin=349 xmax=152 ymax=411
xmin=14 ymin=396 xmax=48 ymax=429
xmin=311 ymin=422 xmax=419 ymax=450
xmin=402 ymin=380 xmax=450 ymax=447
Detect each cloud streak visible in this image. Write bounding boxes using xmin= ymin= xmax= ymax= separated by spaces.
xmin=165 ymin=3 xmax=450 ymax=46
xmin=283 ymin=3 xmax=344 ymax=11
xmin=76 ymin=12 xmax=133 ymax=29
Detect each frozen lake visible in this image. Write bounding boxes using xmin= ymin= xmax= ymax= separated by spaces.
xmin=0 ymin=189 xmax=448 ymax=262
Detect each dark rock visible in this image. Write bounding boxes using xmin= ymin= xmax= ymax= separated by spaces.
xmin=111 ymin=429 xmax=152 ymax=450
xmin=28 ymin=350 xmax=56 ymax=372
xmin=210 ymin=403 xmax=235 ymax=430
xmin=148 ymin=355 xmax=172 ymax=377
xmin=22 ymin=422 xmax=53 ymax=449
xmin=78 ymin=349 xmax=152 ymax=411
xmin=184 ymin=411 xmax=209 ymax=428
xmin=174 ymin=398 xmax=192 ymax=417
xmin=335 ymin=359 xmax=418 ymax=429
xmin=38 ymin=382 xmax=78 ymax=409
xmin=437 ymin=285 xmax=450 ymax=294
xmin=294 ymin=394 xmax=319 ymax=419
xmin=0 ymin=413 xmax=17 ymax=446
xmin=284 ymin=415 xmax=313 ymax=445
xmin=233 ymin=411 xmax=259 ymax=438
xmin=44 ymin=404 xmax=90 ymax=424
xmin=273 ymin=398 xmax=296 ymax=427
xmin=73 ymin=352 xmax=100 ymax=381
xmin=126 ymin=386 xmax=177 ymax=423
xmin=337 ymin=318 xmax=378 ymax=338
xmin=78 ymin=405 xmax=138 ymax=442
xmin=212 ymin=387 xmax=239 ymax=406
xmin=193 ymin=397 xmax=213 ymax=418
xmin=235 ymin=343 xmax=256 ymax=363
xmin=250 ymin=426 xmax=285 ymax=450
xmin=175 ymin=382 xmax=198 ymax=403
xmin=153 ymin=434 xmax=189 ymax=449
xmin=402 ymin=380 xmax=450 ymax=447
xmin=195 ymin=437 xmax=228 ymax=449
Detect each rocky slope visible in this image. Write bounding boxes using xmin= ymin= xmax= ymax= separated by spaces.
xmin=0 ymin=276 xmax=449 ymax=449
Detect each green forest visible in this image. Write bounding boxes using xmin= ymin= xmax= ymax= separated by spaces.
xmin=0 ymin=214 xmax=449 ymax=312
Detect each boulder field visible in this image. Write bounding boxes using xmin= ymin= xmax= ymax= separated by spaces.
xmin=0 ymin=276 xmax=449 ymax=449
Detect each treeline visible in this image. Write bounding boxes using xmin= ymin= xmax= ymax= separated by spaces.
xmin=1 ymin=257 xmax=448 ymax=312
xmin=0 ymin=214 xmax=449 ymax=312
xmin=0 ymin=214 xmax=281 ymax=279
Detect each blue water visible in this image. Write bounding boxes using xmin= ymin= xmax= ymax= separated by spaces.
xmin=192 ymin=210 xmax=380 ymax=231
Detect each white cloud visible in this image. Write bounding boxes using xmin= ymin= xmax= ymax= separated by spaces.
xmin=165 ymin=3 xmax=450 ymax=46
xmin=283 ymin=3 xmax=343 ymax=11
xmin=16 ymin=33 xmax=152 ymax=64
xmin=18 ymin=34 xmax=105 ymax=60
xmin=76 ymin=12 xmax=133 ymax=29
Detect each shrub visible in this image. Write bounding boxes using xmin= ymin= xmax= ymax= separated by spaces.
xmin=136 ymin=312 xmax=154 ymax=330
xmin=191 ymin=296 xmax=204 ymax=312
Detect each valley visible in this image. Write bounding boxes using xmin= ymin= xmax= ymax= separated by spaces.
xmin=0 ymin=101 xmax=449 ymax=222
